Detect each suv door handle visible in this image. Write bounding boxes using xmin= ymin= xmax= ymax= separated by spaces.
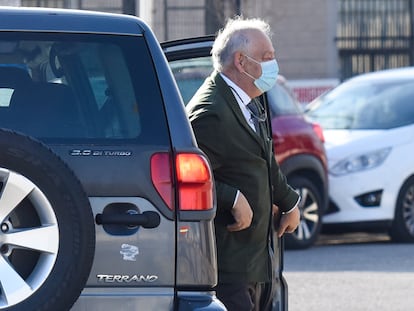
xmin=96 ymin=211 xmax=161 ymax=229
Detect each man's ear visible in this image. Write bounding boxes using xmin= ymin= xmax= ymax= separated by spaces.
xmin=234 ymin=52 xmax=244 ymax=73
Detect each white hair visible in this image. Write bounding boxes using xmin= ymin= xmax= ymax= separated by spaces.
xmin=211 ymin=16 xmax=272 ymax=72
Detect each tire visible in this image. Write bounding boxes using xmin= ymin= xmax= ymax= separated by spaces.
xmin=390 ymin=176 xmax=414 ymax=243
xmin=0 ymin=129 xmax=95 ymax=310
xmin=283 ymin=175 xmax=323 ymax=249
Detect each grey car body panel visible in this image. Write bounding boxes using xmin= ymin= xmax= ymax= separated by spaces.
xmin=0 ymin=7 xmax=145 ymax=35
xmin=176 ymin=221 xmax=217 ymax=286
xmin=51 ymin=145 xmax=174 ymax=218
xmin=143 ymin=20 xmax=199 ymax=150
xmin=86 ymin=197 xmax=175 ymax=286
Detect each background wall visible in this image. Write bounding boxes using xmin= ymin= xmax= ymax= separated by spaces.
xmin=246 ymin=0 xmax=339 ymax=80
xmin=140 ymin=0 xmax=339 ymax=82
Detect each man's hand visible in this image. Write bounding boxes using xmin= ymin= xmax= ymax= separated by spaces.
xmin=227 ymin=192 xmax=253 ymax=232
xmin=273 ymin=204 xmax=300 ymax=237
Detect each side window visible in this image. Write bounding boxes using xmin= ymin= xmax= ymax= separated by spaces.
xmin=0 ymin=64 xmax=32 ymax=107
xmin=169 ymin=57 xmax=213 ymax=105
xmin=0 ymin=88 xmax=13 ymax=107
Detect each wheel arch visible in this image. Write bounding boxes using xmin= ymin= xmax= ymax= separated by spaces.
xmin=394 ymin=173 xmax=414 ymax=213
xmin=390 ymin=173 xmax=414 ymax=242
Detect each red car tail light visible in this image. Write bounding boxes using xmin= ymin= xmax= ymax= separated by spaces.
xmin=151 ymin=153 xmax=173 ymax=210
xmin=176 ymin=153 xmax=214 ymax=211
xmin=151 ymin=152 xmax=214 ymax=211
xmin=312 ymin=122 xmax=325 ymax=143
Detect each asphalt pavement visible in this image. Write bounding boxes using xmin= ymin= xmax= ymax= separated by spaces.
xmin=284 ymin=233 xmax=414 ymax=311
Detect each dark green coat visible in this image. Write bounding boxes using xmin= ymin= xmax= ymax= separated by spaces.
xmin=186 ymin=72 xmax=299 ymax=283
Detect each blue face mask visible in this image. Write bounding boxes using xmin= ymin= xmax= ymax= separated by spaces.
xmin=243 ymin=55 xmax=279 ymax=93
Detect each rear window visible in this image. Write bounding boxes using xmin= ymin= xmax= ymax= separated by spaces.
xmin=0 ymin=32 xmax=169 ymax=144
xmin=267 ymin=83 xmax=301 ymax=117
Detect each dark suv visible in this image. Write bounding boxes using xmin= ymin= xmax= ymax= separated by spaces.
xmin=0 ymin=7 xmax=225 ymax=311
xmin=163 ymin=37 xmax=329 ymax=249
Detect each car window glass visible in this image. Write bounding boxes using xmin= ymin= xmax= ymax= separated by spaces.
xmin=0 ymin=33 xmax=168 ymax=144
xmin=267 ymin=83 xmax=300 ymax=117
xmin=353 ymin=82 xmax=414 ymax=129
xmin=169 ymin=56 xmax=213 ymax=105
xmin=0 ymin=88 xmax=12 ymax=106
xmin=308 ymin=80 xmax=414 ymax=129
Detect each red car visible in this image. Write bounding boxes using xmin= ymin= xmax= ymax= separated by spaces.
xmin=163 ymin=37 xmax=328 ymax=249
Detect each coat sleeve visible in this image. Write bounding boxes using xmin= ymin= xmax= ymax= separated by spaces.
xmin=270 ymin=155 xmax=300 ymax=212
xmin=188 ymin=108 xmax=238 ymax=212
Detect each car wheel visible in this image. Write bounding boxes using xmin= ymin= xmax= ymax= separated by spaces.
xmin=283 ymin=175 xmax=323 ymax=249
xmin=390 ymin=176 xmax=414 ymax=243
xmin=0 ymin=129 xmax=95 ymax=310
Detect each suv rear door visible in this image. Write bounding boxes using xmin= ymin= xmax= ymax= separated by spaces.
xmin=162 ymin=36 xmax=288 ymax=310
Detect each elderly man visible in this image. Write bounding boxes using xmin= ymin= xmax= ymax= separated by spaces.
xmin=186 ymin=17 xmax=301 ymax=311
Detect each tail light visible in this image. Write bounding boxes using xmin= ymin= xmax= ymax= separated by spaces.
xmin=311 ymin=122 xmax=325 ymax=143
xmin=151 ymin=153 xmax=173 ymax=209
xmin=151 ymin=152 xmax=214 ymax=211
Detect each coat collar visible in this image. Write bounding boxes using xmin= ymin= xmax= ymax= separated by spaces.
xmin=213 ymin=72 xmax=266 ymax=149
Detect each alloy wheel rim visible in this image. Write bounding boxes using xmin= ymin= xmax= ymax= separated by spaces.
xmin=294 ymin=187 xmax=319 ymax=241
xmin=0 ymin=168 xmax=59 ymax=308
xmin=402 ymin=184 xmax=414 ymax=235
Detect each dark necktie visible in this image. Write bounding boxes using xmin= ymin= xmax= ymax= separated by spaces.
xmin=247 ymin=100 xmax=272 ymax=162
xmin=247 ymin=100 xmax=261 ymax=133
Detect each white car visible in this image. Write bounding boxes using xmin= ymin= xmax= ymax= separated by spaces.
xmin=306 ymin=67 xmax=414 ymax=242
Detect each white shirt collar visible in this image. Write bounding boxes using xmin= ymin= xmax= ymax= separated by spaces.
xmin=220 ymin=73 xmax=251 ymax=105
xmin=220 ymin=73 xmax=256 ymax=131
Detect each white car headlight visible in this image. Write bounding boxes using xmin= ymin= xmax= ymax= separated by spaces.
xmin=330 ymin=147 xmax=391 ymax=176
